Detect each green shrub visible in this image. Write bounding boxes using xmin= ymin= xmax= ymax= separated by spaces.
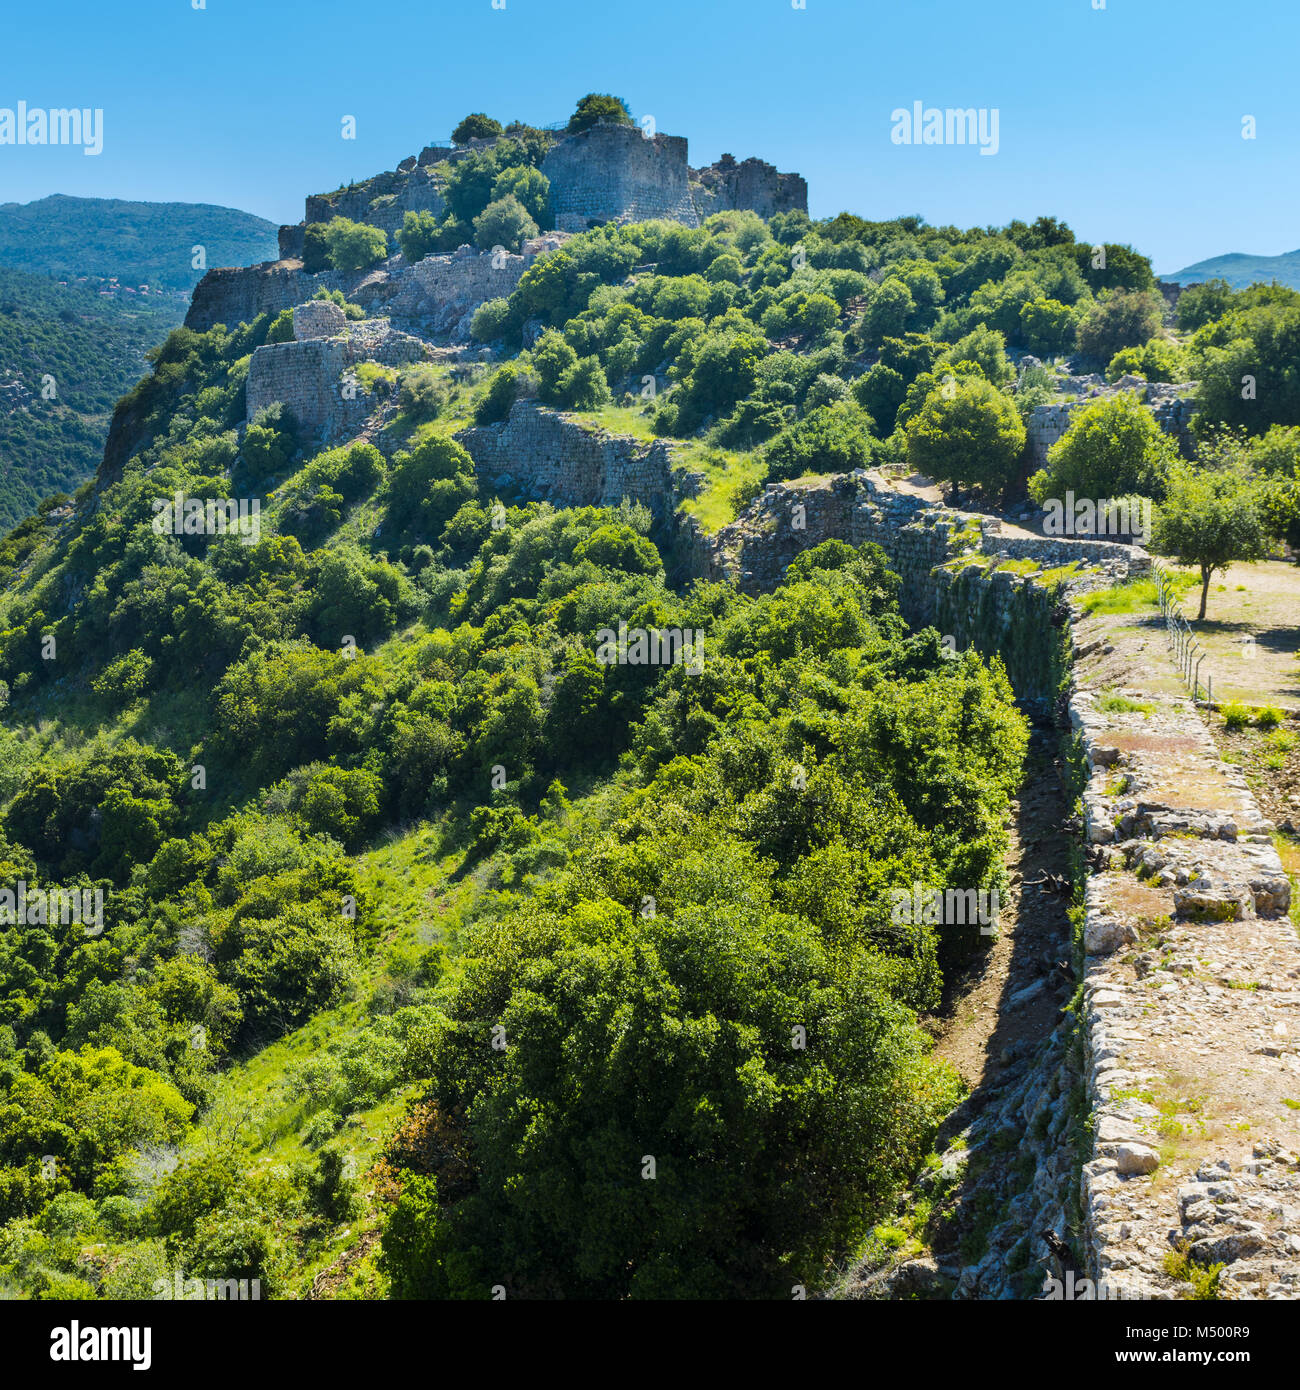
xmin=1107 ymin=338 xmax=1188 ymax=383
xmin=470 ymin=297 xmax=512 ymax=343
xmin=452 ymin=113 xmax=503 ymax=144
xmin=396 ymin=365 xmax=452 ymax=422
xmin=322 ymin=216 xmax=388 ymax=272
xmin=1032 ymin=393 xmax=1175 ymax=504
xmin=765 ymin=402 xmax=876 ymax=481
xmin=1221 ymin=701 xmax=1252 ymax=730
xmin=473 ymin=195 xmax=538 ymax=254
xmin=308 ymin=1148 xmax=362 ymax=1224
xmin=266 ymin=309 xmax=295 ymax=343
xmin=301 ymin=223 xmax=331 ymax=273
xmin=568 ymin=93 xmax=633 ymax=134
xmin=490 ymin=166 xmax=550 ymax=226
xmin=311 ymin=288 xmax=364 ymax=319
xmin=396 ymin=210 xmax=442 ymax=264
xmin=1075 ymin=290 xmax=1164 ymax=363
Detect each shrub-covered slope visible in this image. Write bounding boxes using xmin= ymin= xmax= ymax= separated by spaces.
xmin=0 ymin=175 xmax=1295 ymax=1298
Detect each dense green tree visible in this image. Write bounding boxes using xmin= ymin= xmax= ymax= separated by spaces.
xmin=1075 ymin=290 xmax=1163 ymax=363
xmin=568 ymin=93 xmax=633 ymax=134
xmin=490 ymin=166 xmax=550 ymax=226
xmin=452 ymin=113 xmax=503 ymax=144
xmin=1029 ymin=392 xmax=1176 ymax=505
xmin=905 ymin=376 xmax=1025 ymax=496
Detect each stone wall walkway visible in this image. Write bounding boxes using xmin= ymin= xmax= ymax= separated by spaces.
xmin=1071 ymin=605 xmax=1300 ymax=1299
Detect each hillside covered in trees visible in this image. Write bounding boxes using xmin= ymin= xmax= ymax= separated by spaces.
xmin=0 ymin=269 xmax=184 ymax=530
xmin=0 ymin=196 xmax=278 ymax=292
xmin=0 ymin=104 xmax=1296 ymax=1299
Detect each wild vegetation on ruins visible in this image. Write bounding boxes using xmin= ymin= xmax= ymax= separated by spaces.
xmin=0 ymin=94 xmax=1295 ymax=1303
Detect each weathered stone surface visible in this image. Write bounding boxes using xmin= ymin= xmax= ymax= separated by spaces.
xmin=542 ymin=123 xmax=701 ymax=231
xmin=456 ymin=399 xmax=692 ymax=522
xmin=292 ymin=298 xmax=347 ymax=340
xmin=1025 ymin=386 xmax=1196 ymax=469
xmin=245 ymin=314 xmax=430 ymax=443
xmin=1115 ymin=1144 xmax=1160 ymax=1176
xmin=385 ymin=237 xmax=562 ymax=341
xmin=691 ymin=152 xmax=807 ymax=218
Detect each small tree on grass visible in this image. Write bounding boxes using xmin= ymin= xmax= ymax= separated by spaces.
xmin=905 ymin=375 xmax=1026 ymax=499
xmin=1151 ymin=464 xmax=1269 ymax=619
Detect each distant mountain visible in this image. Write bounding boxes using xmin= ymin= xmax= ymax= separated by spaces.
xmin=0 ymin=194 xmax=279 ymax=292
xmin=0 ymin=267 xmax=185 ymax=528
xmin=1162 ymin=248 xmax=1300 ymax=291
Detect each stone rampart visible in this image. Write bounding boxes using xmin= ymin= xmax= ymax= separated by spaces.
xmin=542 ymin=124 xmax=700 ymax=231
xmin=691 ymin=153 xmax=808 ymax=218
xmin=1069 ymin=652 xmax=1298 ymax=1299
xmin=456 ymin=400 xmax=690 ymax=521
xmin=304 ymin=164 xmax=446 ymax=236
xmin=245 ymin=316 xmax=430 ymax=442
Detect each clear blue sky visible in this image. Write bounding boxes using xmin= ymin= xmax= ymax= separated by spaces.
xmin=1 ymin=0 xmax=1296 ymax=274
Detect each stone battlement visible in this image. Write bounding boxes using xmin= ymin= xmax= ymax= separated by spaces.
xmin=541 ymin=123 xmax=701 ymax=231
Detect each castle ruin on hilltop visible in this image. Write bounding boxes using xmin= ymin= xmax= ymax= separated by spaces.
xmin=280 ymin=119 xmax=806 ymax=247
xmin=187 ymin=119 xmax=806 ymax=333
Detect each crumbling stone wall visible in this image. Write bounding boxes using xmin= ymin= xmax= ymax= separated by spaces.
xmin=691 ymin=153 xmax=808 ymax=219
xmin=1026 ymin=386 xmax=1197 ymax=468
xmin=245 ymin=315 xmax=430 ymax=443
xmin=386 ymin=237 xmax=564 ymax=340
xmin=456 ymin=400 xmax=688 ymax=520
xmin=186 ymin=261 xmax=349 ymax=333
xmin=542 ymin=124 xmax=701 ymax=231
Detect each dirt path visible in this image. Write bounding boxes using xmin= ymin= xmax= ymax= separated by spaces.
xmin=1165 ymin=559 xmax=1300 ymax=711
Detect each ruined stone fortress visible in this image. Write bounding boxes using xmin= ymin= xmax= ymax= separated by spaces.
xmin=167 ymin=114 xmax=1299 ymax=1302
xmin=188 ymin=118 xmax=804 ymax=334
